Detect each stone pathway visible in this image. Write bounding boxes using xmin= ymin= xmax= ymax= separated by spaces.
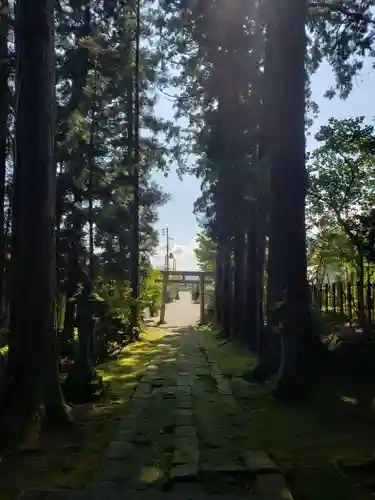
xmin=21 ymin=326 xmax=293 ymax=500
xmin=154 ymin=290 xmax=200 ymax=329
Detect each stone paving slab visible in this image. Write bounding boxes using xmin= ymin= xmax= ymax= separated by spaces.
xmin=255 ymin=474 xmax=294 ymax=499
xmin=20 ymin=489 xmax=265 ymax=500
xmin=172 ymin=442 xmax=198 ymax=466
xmin=244 ymin=451 xmax=280 ymax=473
xmin=19 ymin=316 xmax=293 ymax=500
xmin=90 ymin=337 xmax=180 ymax=489
xmin=175 ymin=425 xmax=196 ymax=438
xmin=169 ymin=333 xmax=199 ymax=480
xmin=169 ymin=463 xmax=198 ymax=480
xmin=199 ymin=461 xmax=246 ymax=473
xmin=105 ymin=440 xmax=135 ymax=460
xmin=175 ymin=408 xmax=194 ymax=426
xmin=189 ymin=329 xmax=294 ymax=499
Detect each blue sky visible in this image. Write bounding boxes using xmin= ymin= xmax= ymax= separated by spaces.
xmin=150 ymin=60 xmax=374 ymax=271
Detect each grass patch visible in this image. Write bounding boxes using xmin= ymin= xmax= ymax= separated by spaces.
xmin=200 ymin=329 xmax=375 ymax=500
xmin=0 ymin=327 xmax=166 ymax=500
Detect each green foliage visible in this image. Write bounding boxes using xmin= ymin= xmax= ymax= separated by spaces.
xmin=308 ymin=227 xmax=357 ymax=284
xmin=140 ymin=269 xmax=163 ymax=316
xmin=308 ymin=1 xmax=375 ymax=99
xmin=307 ymin=117 xmax=375 ymax=276
xmin=195 ymin=230 xmax=216 ymax=273
xmin=308 ymin=117 xmax=375 ymax=227
xmin=52 ymin=0 xmax=174 ymax=346
xmin=99 ymin=280 xmax=132 ymax=324
xmin=361 ymin=209 xmax=375 ymax=264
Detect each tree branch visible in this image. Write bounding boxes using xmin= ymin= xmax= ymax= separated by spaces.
xmin=309 ymin=1 xmax=372 ymax=19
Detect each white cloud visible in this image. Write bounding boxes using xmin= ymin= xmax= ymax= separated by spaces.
xmin=151 ymin=237 xmax=199 ymax=271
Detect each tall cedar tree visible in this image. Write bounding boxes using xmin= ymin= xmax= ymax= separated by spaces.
xmin=0 ymin=0 xmax=69 ymax=449
xmin=0 ymin=0 xmax=8 ymax=315
xmin=265 ymin=0 xmax=311 ymax=398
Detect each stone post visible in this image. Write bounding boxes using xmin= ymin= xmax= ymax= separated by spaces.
xmin=200 ymin=274 xmax=205 ymax=324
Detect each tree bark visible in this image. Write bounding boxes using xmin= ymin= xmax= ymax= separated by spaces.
xmin=232 ymin=230 xmax=245 ymax=337
xmin=266 ymin=0 xmax=311 ymax=399
xmin=130 ymin=0 xmax=141 ymax=339
xmin=221 ymin=242 xmax=232 ymax=336
xmin=255 ymin=228 xmax=266 ymax=353
xmin=0 ymin=0 xmax=69 ymax=449
xmin=0 ymin=0 xmax=8 ymax=316
xmin=356 ymin=251 xmax=368 ymax=333
xmin=245 ymin=209 xmax=259 ymax=350
xmin=214 ymin=244 xmax=225 ymax=324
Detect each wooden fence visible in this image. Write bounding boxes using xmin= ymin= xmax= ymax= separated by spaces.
xmin=310 ymin=282 xmax=374 ymax=325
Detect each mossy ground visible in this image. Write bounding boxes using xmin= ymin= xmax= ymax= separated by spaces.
xmin=0 ymin=327 xmax=166 ymax=500
xmin=4 ymin=322 xmax=375 ymax=500
xmin=199 ymin=328 xmax=375 ymax=500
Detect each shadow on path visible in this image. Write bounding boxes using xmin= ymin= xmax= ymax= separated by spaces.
xmin=20 ymin=326 xmax=293 ymax=500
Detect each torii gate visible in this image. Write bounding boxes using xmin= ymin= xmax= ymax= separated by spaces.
xmin=158 ymin=270 xmax=215 ymax=324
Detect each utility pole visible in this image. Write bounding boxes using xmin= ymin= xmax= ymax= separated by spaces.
xmin=161 ymin=226 xmax=174 ymax=272
xmin=160 ymin=226 xmax=173 ymax=324
xmin=166 ymin=226 xmax=169 ymax=272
